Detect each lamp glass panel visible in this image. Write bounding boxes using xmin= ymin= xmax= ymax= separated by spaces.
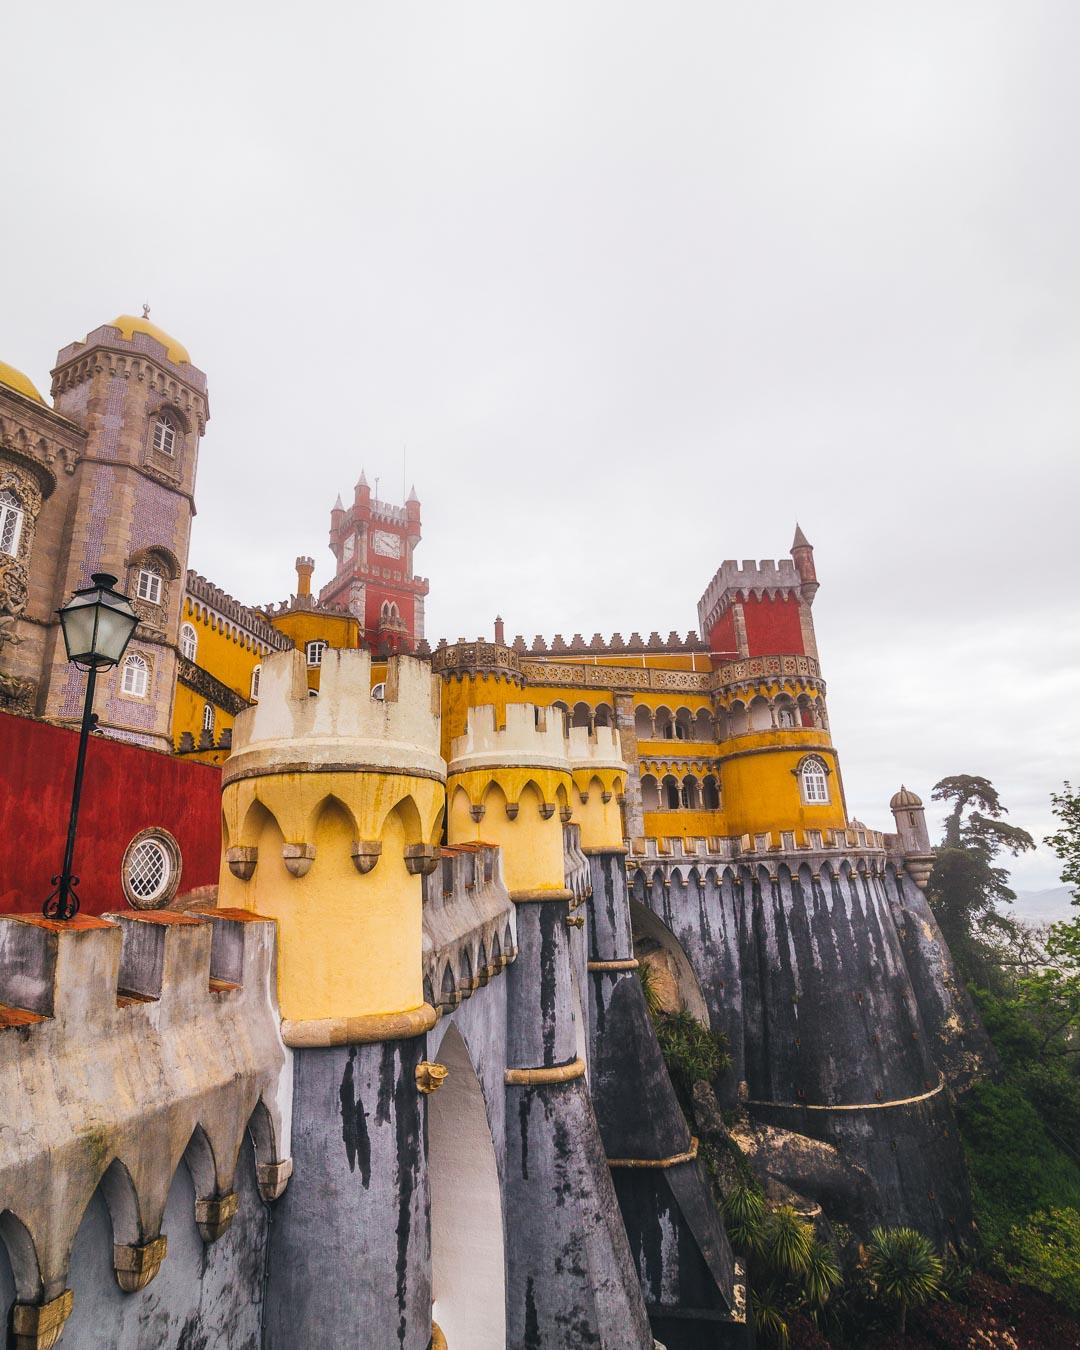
xmin=94 ymin=599 xmax=139 ymax=664
xmin=59 ymin=595 xmax=100 ymax=663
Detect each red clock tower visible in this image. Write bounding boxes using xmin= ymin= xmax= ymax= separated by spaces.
xmin=319 ymin=473 xmax=428 ymax=652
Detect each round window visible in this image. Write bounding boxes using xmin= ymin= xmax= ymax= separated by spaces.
xmin=122 ymin=829 xmax=182 ymax=909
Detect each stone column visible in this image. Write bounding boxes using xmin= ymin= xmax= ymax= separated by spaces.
xmin=263 ymin=1033 xmax=431 ymax=1350
xmin=614 ymin=693 xmax=644 ymax=841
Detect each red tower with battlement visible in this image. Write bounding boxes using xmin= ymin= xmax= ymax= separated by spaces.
xmin=696 ymin=525 xmax=820 ymax=661
xmin=318 ymin=473 xmax=428 ymax=651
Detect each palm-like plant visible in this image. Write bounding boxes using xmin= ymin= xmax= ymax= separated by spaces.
xmin=722 ymin=1179 xmax=766 ymax=1253
xmin=761 ymin=1204 xmax=815 ymax=1278
xmin=866 ymin=1226 xmax=944 ymax=1335
xmin=803 ymin=1239 xmax=842 ymax=1309
xmin=751 ymin=1283 xmax=790 ymax=1347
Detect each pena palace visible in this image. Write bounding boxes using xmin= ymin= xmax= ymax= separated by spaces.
xmin=0 ymin=311 xmax=853 ymax=915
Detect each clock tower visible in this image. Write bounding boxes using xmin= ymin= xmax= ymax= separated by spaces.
xmin=319 ymin=473 xmax=429 ymax=652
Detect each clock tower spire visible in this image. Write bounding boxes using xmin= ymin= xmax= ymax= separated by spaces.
xmin=319 ymin=478 xmax=428 ymax=652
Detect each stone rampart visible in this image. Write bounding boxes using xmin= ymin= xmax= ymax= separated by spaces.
xmin=0 ymin=907 xmax=290 ymax=1344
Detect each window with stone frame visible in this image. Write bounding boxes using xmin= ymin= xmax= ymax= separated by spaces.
xmin=203 ymin=703 xmax=215 ymax=734
xmin=121 ymin=652 xmax=150 ymax=698
xmin=136 ymin=568 xmax=163 ymax=605
xmin=180 ymin=622 xmax=198 ymax=662
xmin=799 ymin=755 xmax=830 ymax=805
xmin=250 ymin=664 xmax=261 ymax=699
xmin=152 ymin=415 xmax=177 ymax=456
xmin=0 ymin=489 xmax=24 ymax=558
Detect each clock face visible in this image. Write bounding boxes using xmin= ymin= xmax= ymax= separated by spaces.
xmin=372 ymin=530 xmax=402 ymax=558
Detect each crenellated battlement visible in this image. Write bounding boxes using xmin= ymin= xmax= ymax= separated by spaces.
xmin=0 ymin=908 xmax=291 ymax=1330
xmin=448 ymin=701 xmax=570 ymax=774
xmin=224 ymin=647 xmax=443 ymax=787
xmin=696 ymin=558 xmax=801 ymax=635
xmin=422 ymin=844 xmax=517 ymax=1012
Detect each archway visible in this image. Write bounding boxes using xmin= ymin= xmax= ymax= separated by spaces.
xmin=629 ymin=898 xmax=710 ymax=1025
xmin=428 ymin=1023 xmax=506 ymax=1348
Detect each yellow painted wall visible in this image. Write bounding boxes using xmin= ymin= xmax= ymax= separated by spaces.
xmin=270 ymin=610 xmax=359 ymax=691
xmin=172 ymin=598 xmax=269 ymax=753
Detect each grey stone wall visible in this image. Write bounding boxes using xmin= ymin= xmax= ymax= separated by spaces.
xmin=630 ymin=853 xmax=978 ymax=1245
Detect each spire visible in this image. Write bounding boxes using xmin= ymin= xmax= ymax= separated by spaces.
xmin=791 ymin=522 xmax=811 ymax=551
xmin=406 ymin=484 xmax=419 ymax=503
xmin=333 ymin=494 xmax=344 ymax=512
xmin=356 ymin=469 xmax=369 ymax=488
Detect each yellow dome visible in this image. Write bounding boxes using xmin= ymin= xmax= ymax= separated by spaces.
xmin=0 ymin=360 xmax=45 ymax=405
xmin=109 ymin=314 xmax=190 ymax=365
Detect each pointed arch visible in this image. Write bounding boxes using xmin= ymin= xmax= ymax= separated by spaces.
xmin=0 ymin=1210 xmax=41 ymax=1303
xmin=629 ymin=899 xmax=710 ymax=1026
xmin=309 ymin=792 xmax=360 ymax=845
xmin=428 ymin=1023 xmax=507 ymax=1349
xmin=181 ymin=1124 xmax=218 ymax=1201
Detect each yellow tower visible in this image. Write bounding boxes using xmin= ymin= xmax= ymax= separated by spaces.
xmin=447 ymin=703 xmax=573 ymax=895
xmin=218 ymin=646 xmax=444 ymax=1043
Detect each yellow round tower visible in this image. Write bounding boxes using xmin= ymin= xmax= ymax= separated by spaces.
xmin=219 ymin=646 xmax=444 ymax=1042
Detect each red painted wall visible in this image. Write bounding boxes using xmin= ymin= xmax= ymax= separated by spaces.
xmin=741 ymin=594 xmax=805 ymax=657
xmin=363 ymin=585 xmax=416 ymax=641
xmin=708 ymin=607 xmax=738 ymax=655
xmin=0 ymin=711 xmax=221 ymax=916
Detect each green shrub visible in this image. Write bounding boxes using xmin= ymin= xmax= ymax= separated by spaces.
xmin=652 ymin=1009 xmax=731 ymax=1103
xmin=996 ymin=1207 xmax=1080 ymax=1315
xmin=958 ymin=1077 xmax=1080 ymax=1248
xmin=866 ymin=1226 xmax=944 ymax=1335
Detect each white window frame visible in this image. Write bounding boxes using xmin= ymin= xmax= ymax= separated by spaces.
xmin=371 ymin=681 xmax=385 ymax=701
xmin=306 ymin=639 xmax=327 ymax=667
xmin=180 ymin=623 xmax=197 ymax=662
xmin=799 ymin=756 xmax=830 ymax=805
xmin=202 ymin=703 xmax=215 ymax=734
xmin=121 ymin=653 xmax=149 ymax=698
xmin=153 ymin=416 xmax=176 ymax=455
xmin=250 ymin=664 xmax=261 ymax=699
xmin=0 ymin=490 xmax=24 ymax=558
xmin=136 ymin=568 xmax=163 ymax=605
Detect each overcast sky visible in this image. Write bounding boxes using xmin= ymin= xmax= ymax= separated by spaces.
xmin=4 ymin=3 xmax=1077 ymax=890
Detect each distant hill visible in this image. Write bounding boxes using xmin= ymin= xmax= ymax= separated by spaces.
xmin=1011 ymin=885 xmax=1075 ymax=924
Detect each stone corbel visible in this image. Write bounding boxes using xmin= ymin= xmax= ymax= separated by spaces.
xmin=226 ymin=845 xmax=258 ymax=880
xmin=565 ymin=914 xmax=585 ymax=929
xmin=351 ymin=841 xmax=382 ymax=875
xmin=11 ymin=1291 xmax=74 ymax=1350
xmin=113 ymin=1235 xmax=167 ymax=1292
xmin=601 ymin=791 xmax=612 ymax=804
xmin=404 ymin=844 xmax=439 ymax=876
xmin=559 ymin=807 xmax=572 ymax=824
xmin=415 ymin=1061 xmax=449 ymax=1094
xmin=538 ymin=803 xmax=556 ymax=820
xmin=256 ymin=1158 xmax=293 ymax=1202
xmin=282 ymin=842 xmax=316 ymax=877
xmin=579 ymin=791 xmax=589 ymax=805
xmin=195 ymin=1192 xmax=239 ymax=1243
xmin=469 ymin=804 xmax=486 ymax=823
xmin=504 ymin=802 xmax=519 ymax=821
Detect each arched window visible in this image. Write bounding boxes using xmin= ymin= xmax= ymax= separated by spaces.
xmin=121 ymin=652 xmax=149 ymax=697
xmin=180 ymin=623 xmax=197 ymax=662
xmin=703 ymin=775 xmax=721 ymax=809
xmin=371 ymin=681 xmax=386 ymax=701
xmin=680 ymin=776 xmax=700 ymax=809
xmin=662 ymin=775 xmax=680 ymax=810
xmin=0 ymin=489 xmax=24 ymax=557
xmin=136 ymin=567 xmax=163 ymax=605
xmin=380 ymin=600 xmax=400 ymax=622
xmin=152 ymin=415 xmax=177 ymax=455
xmin=799 ymin=756 xmax=830 ymax=805
xmin=202 ymin=703 xmax=215 ymax=734
xmin=250 ymin=664 xmax=261 ymax=700
xmin=306 ymin=639 xmax=327 ymax=666
xmin=776 ymin=699 xmax=797 ymax=729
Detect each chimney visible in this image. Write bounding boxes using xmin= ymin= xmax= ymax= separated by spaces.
xmin=494 ymin=615 xmax=505 ymax=646
xmin=295 ymin=556 xmax=315 ymax=597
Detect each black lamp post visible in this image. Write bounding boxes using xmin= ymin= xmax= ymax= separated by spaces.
xmin=43 ymin=572 xmax=140 ymax=920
